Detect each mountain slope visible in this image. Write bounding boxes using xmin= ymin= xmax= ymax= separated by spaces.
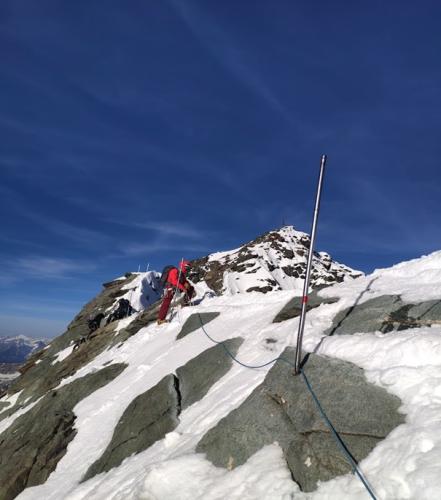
xmin=190 ymin=226 xmax=362 ymax=294
xmin=1 ymin=232 xmax=441 ymax=500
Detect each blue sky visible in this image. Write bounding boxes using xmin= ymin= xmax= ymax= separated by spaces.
xmin=1 ymin=0 xmax=441 ymax=338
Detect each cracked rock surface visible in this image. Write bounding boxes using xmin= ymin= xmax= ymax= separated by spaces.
xmin=324 ymin=295 xmax=441 ymax=336
xmin=176 ymin=337 xmax=243 ymax=409
xmin=83 ymin=337 xmax=243 ymax=481
xmin=0 ymin=363 xmax=126 ymax=500
xmin=196 ymin=349 xmax=404 ymax=492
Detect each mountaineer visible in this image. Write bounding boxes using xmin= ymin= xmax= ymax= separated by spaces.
xmin=157 ymin=260 xmax=195 ymax=325
xmin=106 ymin=298 xmax=136 ymax=324
xmin=88 ymin=312 xmax=105 ymax=333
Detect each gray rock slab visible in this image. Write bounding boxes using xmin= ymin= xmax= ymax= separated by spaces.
xmin=176 ymin=312 xmax=220 ymax=340
xmin=84 ymin=336 xmax=243 ymax=481
xmin=273 ymin=291 xmax=339 ymax=323
xmin=176 ymin=337 xmax=243 ymax=409
xmin=83 ymin=374 xmax=180 ymax=482
xmin=196 ymin=349 xmax=404 ymax=492
xmin=286 ymin=432 xmax=379 ymax=492
xmin=324 ymin=295 xmax=404 ymax=336
xmin=408 ymin=299 xmax=441 ymax=325
xmin=0 ymin=363 xmax=126 ymax=500
xmin=325 ymin=295 xmax=441 ymax=336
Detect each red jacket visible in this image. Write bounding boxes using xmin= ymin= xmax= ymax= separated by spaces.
xmin=166 ymin=267 xmax=188 ymax=291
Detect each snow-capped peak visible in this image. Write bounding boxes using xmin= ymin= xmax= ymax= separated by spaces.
xmin=0 ymin=336 xmax=47 ymax=364
xmin=190 ymin=225 xmax=363 ymax=295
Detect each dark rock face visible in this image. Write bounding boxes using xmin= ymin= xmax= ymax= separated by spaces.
xmin=114 ymin=301 xmax=161 ymax=345
xmin=0 ymin=363 xmax=126 ymax=500
xmin=325 ymin=296 xmax=441 ymax=336
xmin=196 ymin=350 xmax=404 ymax=492
xmin=83 ymin=338 xmax=243 ymax=481
xmin=176 ymin=312 xmax=221 ymax=340
xmin=273 ymin=291 xmax=339 ymax=323
xmin=176 ymin=338 xmax=243 ymax=410
xmin=286 ymin=432 xmax=380 ymax=492
xmin=189 ymin=227 xmax=362 ymax=295
xmin=2 ymin=275 xmax=137 ymax=413
xmin=83 ymin=374 xmax=180 ymax=482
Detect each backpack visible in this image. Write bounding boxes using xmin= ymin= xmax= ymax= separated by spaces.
xmin=160 ymin=265 xmax=176 ymax=286
xmin=88 ymin=312 xmax=105 ymax=333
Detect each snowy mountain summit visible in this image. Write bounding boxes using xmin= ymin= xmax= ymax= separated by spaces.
xmin=1 ymin=231 xmax=441 ymax=500
xmin=0 ymin=335 xmax=47 ymax=364
xmin=191 ymin=226 xmax=362 ymax=294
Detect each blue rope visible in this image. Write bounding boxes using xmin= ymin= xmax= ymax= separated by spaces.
xmin=300 ymin=370 xmax=378 ymax=499
xmin=196 ymin=313 xmax=286 ymax=369
xmin=195 ymin=312 xmax=378 ymax=500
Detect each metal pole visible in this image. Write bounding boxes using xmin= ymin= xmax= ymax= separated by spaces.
xmin=294 ymin=154 xmax=327 ymax=374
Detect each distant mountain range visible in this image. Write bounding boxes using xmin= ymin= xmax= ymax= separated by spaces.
xmin=0 ymin=335 xmax=47 ymax=364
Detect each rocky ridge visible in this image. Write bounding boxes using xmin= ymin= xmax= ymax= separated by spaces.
xmin=189 ymin=225 xmax=362 ymax=295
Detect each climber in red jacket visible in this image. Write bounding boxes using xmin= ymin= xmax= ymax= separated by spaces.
xmin=157 ymin=260 xmax=195 ymax=324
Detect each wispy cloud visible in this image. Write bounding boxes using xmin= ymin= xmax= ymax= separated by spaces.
xmin=104 ymin=218 xmax=212 ymax=256
xmin=1 ymin=302 xmax=78 ymax=317
xmin=0 ymin=256 xmax=95 ymax=285
xmin=27 ymin=212 xmax=111 ymax=247
xmin=0 ymin=185 xmax=111 ymax=248
xmin=319 ymin=175 xmax=441 ymax=257
xmin=121 ymin=240 xmax=208 ymax=257
xmin=15 ymin=256 xmax=94 ymax=279
xmin=0 ymin=314 xmax=68 ymax=338
xmin=170 ymin=0 xmax=289 ymax=120
xmin=127 ymin=220 xmax=205 ymax=239
xmin=0 ymin=234 xmax=47 ymax=249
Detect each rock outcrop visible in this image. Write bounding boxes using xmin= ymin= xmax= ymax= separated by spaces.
xmin=83 ymin=337 xmax=243 ymax=481
xmin=273 ymin=290 xmax=339 ymax=323
xmin=325 ymin=295 xmax=441 ymax=336
xmin=0 ymin=364 xmax=126 ymax=500
xmin=176 ymin=312 xmax=221 ymax=340
xmin=196 ymin=350 xmax=404 ymax=492
xmin=1 ymin=274 xmax=137 ymax=413
xmin=189 ymin=226 xmax=362 ymax=295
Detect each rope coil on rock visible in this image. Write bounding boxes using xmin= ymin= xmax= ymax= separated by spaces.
xmin=195 ymin=312 xmax=378 ymax=500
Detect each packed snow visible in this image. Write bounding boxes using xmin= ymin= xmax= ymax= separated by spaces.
xmin=121 ymin=271 xmax=162 ymax=311
xmin=7 ymin=250 xmax=441 ymax=499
